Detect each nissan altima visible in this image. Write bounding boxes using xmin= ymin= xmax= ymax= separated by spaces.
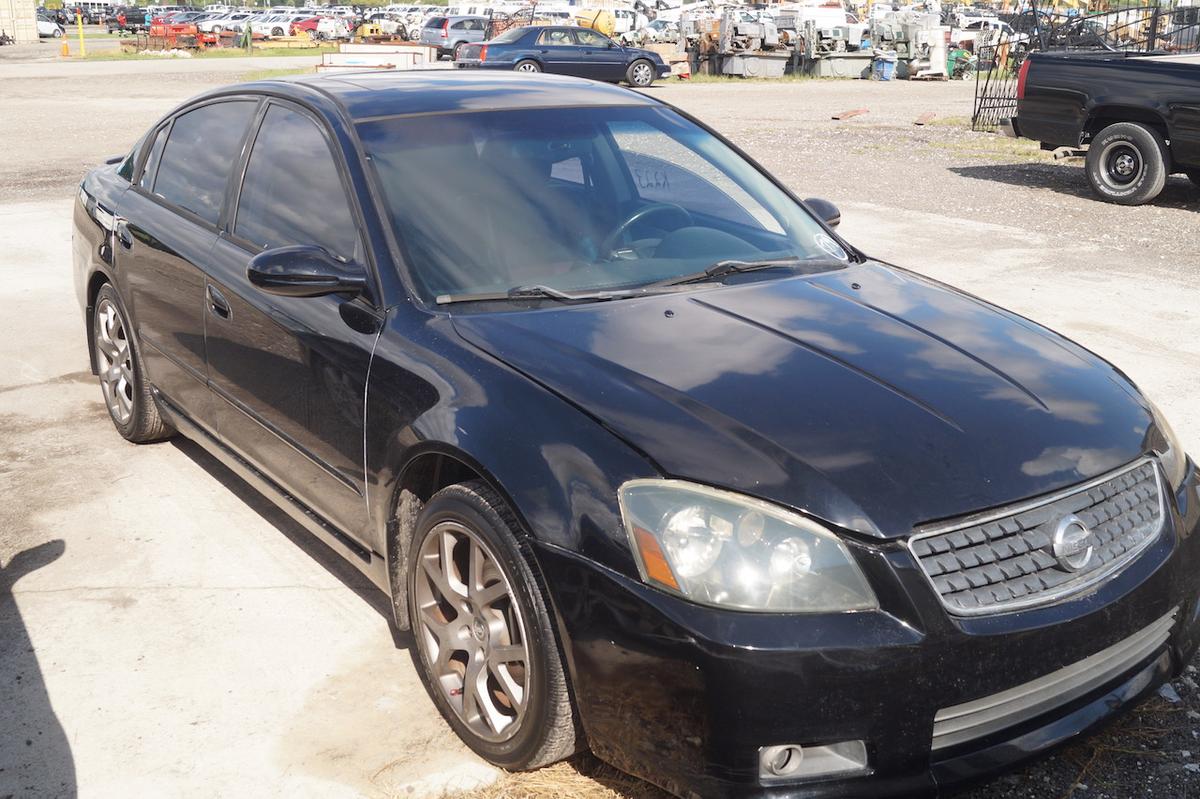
xmin=73 ymin=71 xmax=1200 ymax=797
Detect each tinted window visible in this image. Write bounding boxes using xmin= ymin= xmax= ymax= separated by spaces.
xmin=234 ymin=105 xmax=360 ymax=263
xmin=154 ymin=100 xmax=256 ymax=224
xmin=424 ymin=16 xmax=444 ymax=26
xmin=139 ymin=124 xmax=169 ymax=189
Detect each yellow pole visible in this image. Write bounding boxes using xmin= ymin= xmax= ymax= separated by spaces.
xmin=76 ymin=11 xmax=86 ymax=57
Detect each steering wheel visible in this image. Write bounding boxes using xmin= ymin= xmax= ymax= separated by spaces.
xmin=600 ymin=203 xmax=693 ymax=258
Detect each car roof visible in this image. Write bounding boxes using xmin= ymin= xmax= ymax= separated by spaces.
xmin=240 ymin=70 xmax=661 ymax=120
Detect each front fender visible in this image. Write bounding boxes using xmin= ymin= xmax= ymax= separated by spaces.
xmin=365 ymin=307 xmax=656 ymax=577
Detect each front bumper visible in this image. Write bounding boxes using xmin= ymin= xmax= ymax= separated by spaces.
xmin=534 ymin=462 xmax=1200 ymax=798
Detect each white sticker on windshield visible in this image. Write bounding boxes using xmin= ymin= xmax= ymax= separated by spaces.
xmin=814 ymin=233 xmax=849 ymax=261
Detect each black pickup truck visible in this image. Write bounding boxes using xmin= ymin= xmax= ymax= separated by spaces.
xmin=1003 ymin=51 xmax=1200 ymax=204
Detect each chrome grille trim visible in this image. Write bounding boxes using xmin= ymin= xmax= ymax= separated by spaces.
xmin=931 ymin=609 xmax=1178 ymax=751
xmin=909 ymin=458 xmax=1166 ymax=616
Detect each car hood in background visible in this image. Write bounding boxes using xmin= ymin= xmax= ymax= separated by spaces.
xmin=452 ymin=262 xmax=1155 ymax=538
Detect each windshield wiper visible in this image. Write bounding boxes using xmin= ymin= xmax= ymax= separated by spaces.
xmin=436 ymin=284 xmax=650 ymax=305
xmin=650 ymin=257 xmax=842 ymax=288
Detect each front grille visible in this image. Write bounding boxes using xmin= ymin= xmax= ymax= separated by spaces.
xmin=931 ymin=609 xmax=1177 ymax=751
xmin=909 ymin=459 xmax=1164 ymax=616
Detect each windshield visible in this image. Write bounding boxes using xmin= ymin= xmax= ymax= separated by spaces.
xmin=358 ymin=106 xmax=849 ymax=303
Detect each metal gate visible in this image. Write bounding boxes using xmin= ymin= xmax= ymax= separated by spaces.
xmin=972 ymin=3 xmax=1200 ymax=132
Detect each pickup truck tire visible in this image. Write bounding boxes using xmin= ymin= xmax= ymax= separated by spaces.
xmin=1085 ymin=122 xmax=1169 ymax=206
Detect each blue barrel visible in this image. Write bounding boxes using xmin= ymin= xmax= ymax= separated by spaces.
xmin=872 ymin=53 xmax=897 ymax=81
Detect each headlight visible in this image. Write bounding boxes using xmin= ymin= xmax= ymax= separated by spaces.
xmin=618 ymin=480 xmax=877 ymax=613
xmin=1149 ymin=400 xmax=1188 ymax=493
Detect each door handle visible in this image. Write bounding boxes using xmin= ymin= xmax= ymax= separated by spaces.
xmin=206 ymin=284 xmax=231 ymax=320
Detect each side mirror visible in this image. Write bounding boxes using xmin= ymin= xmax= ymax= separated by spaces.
xmin=803 ymin=197 xmax=841 ymax=228
xmin=247 ymin=245 xmax=366 ymax=298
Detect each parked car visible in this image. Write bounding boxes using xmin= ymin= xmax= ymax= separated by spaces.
xmin=74 ymin=70 xmax=1200 ymax=799
xmin=197 ymin=11 xmax=251 ymax=33
xmin=248 ymin=13 xmax=293 ymax=37
xmin=419 ymin=14 xmax=488 ymax=58
xmin=36 ymin=13 xmax=65 ymax=37
xmin=1003 ymin=51 xmax=1200 ymax=204
xmin=456 ymin=25 xmax=671 ymax=87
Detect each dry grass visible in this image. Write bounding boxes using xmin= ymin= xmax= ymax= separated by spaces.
xmin=444 ymin=754 xmax=671 ymax=799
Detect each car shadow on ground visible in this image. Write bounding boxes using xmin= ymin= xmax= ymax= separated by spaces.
xmin=0 ymin=539 xmax=77 ymax=798
xmin=170 ymin=438 xmax=413 ymax=649
xmin=950 ymin=163 xmax=1199 ymax=209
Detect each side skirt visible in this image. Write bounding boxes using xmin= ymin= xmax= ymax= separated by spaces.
xmin=155 ymin=389 xmax=392 ymax=594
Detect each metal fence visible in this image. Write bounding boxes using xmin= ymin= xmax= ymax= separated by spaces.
xmin=971 ymin=4 xmax=1200 ymax=132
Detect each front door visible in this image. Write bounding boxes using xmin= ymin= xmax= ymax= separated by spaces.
xmin=573 ymin=27 xmax=626 ymax=81
xmin=204 ymin=101 xmax=379 ymax=543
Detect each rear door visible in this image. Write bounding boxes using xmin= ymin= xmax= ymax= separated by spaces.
xmin=117 ymin=98 xmax=258 ymax=429
xmin=534 ymin=27 xmax=581 ymax=74
xmin=204 ymin=100 xmax=379 ymax=543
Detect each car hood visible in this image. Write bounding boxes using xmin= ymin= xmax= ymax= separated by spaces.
xmin=452 ymin=262 xmax=1155 ymax=538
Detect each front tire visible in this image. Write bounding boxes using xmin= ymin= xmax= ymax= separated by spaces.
xmin=91 ymin=284 xmax=173 ymax=443
xmin=626 ymin=58 xmax=655 ymax=87
xmin=1084 ymin=122 xmax=1169 ymax=205
xmin=514 ymin=59 xmax=541 ymax=73
xmin=52 ymin=28 xmax=63 ymax=37
xmin=1185 ymin=168 xmax=1200 ymax=188
xmin=271 ymin=26 xmax=284 ymax=37
xmin=453 ymin=41 xmax=467 ymax=60
xmin=406 ymin=481 xmax=578 ymax=770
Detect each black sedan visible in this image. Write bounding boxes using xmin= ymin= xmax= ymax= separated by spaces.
xmin=73 ymin=71 xmax=1200 ymax=797
xmin=455 ymin=24 xmax=671 ymax=87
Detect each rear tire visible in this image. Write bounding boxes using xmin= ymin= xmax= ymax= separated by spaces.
xmin=271 ymin=26 xmax=284 ymax=36
xmin=1084 ymin=122 xmax=1168 ymax=205
xmin=91 ymin=284 xmax=173 ymax=444
xmin=514 ymin=59 xmax=541 ymax=73
xmin=406 ymin=481 xmax=579 ymax=770
xmin=626 ymin=58 xmax=655 ymax=87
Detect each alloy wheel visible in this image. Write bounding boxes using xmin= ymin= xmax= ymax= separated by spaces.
xmin=516 ymin=62 xmax=539 ymax=72
xmin=632 ymin=62 xmax=653 ymax=85
xmin=94 ymin=297 xmax=134 ymax=425
xmin=414 ymin=520 xmax=531 ymax=743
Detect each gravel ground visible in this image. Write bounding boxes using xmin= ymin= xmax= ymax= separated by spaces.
xmin=1 ymin=59 xmax=1198 ymax=799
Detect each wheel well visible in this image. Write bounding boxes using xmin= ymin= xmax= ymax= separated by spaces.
xmin=84 ymin=272 xmax=111 ymax=375
xmin=1083 ymin=107 xmax=1169 ymax=144
xmin=386 ymin=451 xmax=489 ymax=630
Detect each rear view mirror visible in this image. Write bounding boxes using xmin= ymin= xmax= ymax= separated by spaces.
xmin=803 ymin=197 xmax=841 ymax=228
xmin=247 ymin=245 xmax=366 ymax=298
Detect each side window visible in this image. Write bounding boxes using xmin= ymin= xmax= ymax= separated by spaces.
xmin=450 ymin=19 xmax=465 ymax=29
xmin=538 ymin=28 xmax=573 ymax=45
xmin=234 ymin=104 xmax=361 ymax=265
xmin=138 ymin=123 xmax=169 ymax=189
xmin=575 ymin=28 xmax=609 ymax=47
xmin=153 ymin=100 xmax=256 ymax=225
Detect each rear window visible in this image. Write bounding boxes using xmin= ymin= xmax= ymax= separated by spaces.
xmin=424 ymin=16 xmax=445 ymax=27
xmin=489 ymin=26 xmax=526 ymax=43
